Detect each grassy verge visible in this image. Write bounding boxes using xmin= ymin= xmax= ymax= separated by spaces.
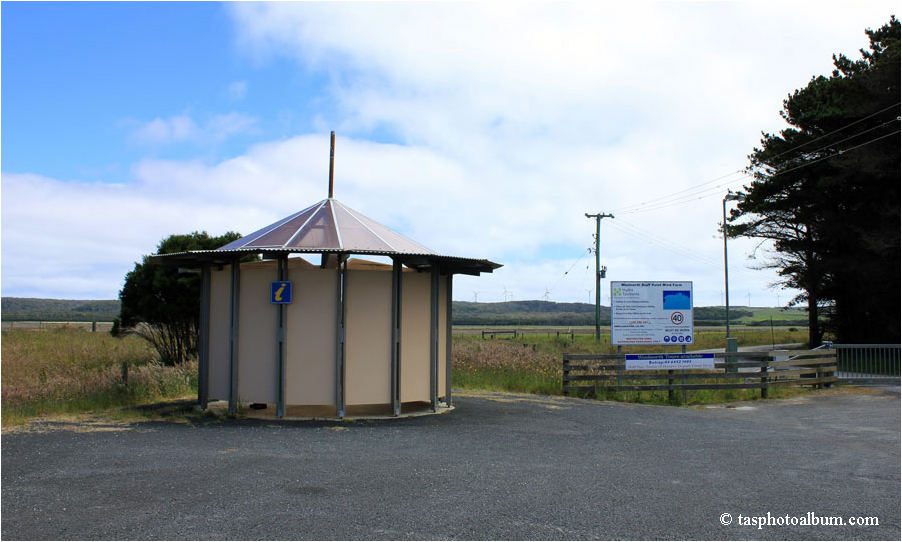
xmin=452 ymin=328 xmax=817 ymax=405
xmin=2 ymin=327 xmax=197 ymax=427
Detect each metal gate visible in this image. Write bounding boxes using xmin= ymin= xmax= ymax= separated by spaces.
xmin=830 ymin=343 xmax=900 ymax=383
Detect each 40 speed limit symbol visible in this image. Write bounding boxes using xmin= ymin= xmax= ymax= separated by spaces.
xmin=671 ymin=312 xmax=684 ymax=325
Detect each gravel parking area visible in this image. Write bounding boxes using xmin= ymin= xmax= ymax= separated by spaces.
xmin=2 ymin=386 xmax=899 ymax=540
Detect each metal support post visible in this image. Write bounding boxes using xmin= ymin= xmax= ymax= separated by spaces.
xmin=276 ymin=255 xmax=288 ymax=418
xmin=429 ymin=266 xmax=440 ymax=412
xmin=198 ymin=263 xmax=211 ymax=409
xmin=228 ymin=259 xmax=241 ymax=415
xmin=335 ymin=255 xmax=348 ymax=418
xmin=390 ymin=258 xmax=402 ymax=416
xmin=445 ymin=274 xmax=453 ymax=406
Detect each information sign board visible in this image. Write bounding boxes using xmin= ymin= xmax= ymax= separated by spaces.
xmin=271 ymin=281 xmax=293 ymax=304
xmin=625 ymin=353 xmax=714 ymax=370
xmin=611 ymin=281 xmax=693 ymax=345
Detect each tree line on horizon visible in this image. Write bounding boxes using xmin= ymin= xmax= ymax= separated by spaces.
xmin=0 ymin=298 xmax=120 ymax=322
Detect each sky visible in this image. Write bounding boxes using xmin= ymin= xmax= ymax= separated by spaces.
xmin=1 ymin=1 xmax=896 ymax=307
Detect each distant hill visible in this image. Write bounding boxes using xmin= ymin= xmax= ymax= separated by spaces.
xmin=452 ymin=301 xmax=807 ymax=326
xmin=453 ymin=300 xmax=602 ymax=325
xmin=1 ymin=297 xmax=120 ymax=322
xmin=1 ymin=296 xmax=808 ymax=327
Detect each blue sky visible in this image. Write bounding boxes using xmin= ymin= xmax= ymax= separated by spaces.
xmin=3 ymin=2 xmax=330 ymax=179
xmin=2 ymin=2 xmax=897 ymax=306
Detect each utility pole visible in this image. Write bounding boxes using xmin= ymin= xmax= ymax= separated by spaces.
xmin=585 ymin=212 xmax=614 ymax=342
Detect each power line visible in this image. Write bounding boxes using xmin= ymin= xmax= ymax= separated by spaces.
xmin=546 ymin=247 xmax=592 ymax=295
xmin=617 ymin=123 xmax=900 ymax=215
xmin=761 ymin=101 xmax=900 ymax=164
xmin=611 ymin=104 xmax=900 ymax=215
xmin=609 ymin=170 xmax=746 ymax=213
xmin=601 ymin=218 xmax=763 ymax=280
xmin=760 ymin=128 xmax=900 ymax=180
xmin=616 ymin=175 xmax=752 ymax=215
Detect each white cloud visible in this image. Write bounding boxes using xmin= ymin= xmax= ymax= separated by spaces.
xmin=3 ymin=2 xmax=895 ymax=305
xmin=129 ymin=112 xmax=258 ymax=146
xmin=219 ymin=2 xmax=894 ymax=306
xmin=1 ymin=133 xmax=791 ymax=305
xmin=131 ymin=114 xmax=199 ymax=145
xmin=227 ymin=80 xmax=248 ymax=101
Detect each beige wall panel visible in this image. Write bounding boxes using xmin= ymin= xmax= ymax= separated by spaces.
xmin=400 ymin=271 xmax=431 ymax=402
xmin=285 ymin=267 xmax=337 ymax=405
xmin=438 ymin=277 xmax=448 ymax=396
xmin=208 ymin=266 xmax=232 ymax=401
xmin=237 ymin=264 xmax=279 ymax=404
xmin=345 ymin=269 xmax=392 ymax=405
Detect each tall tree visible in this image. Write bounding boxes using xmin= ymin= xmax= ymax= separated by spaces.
xmin=114 ymin=231 xmax=244 ymax=365
xmin=728 ymin=17 xmax=900 ymax=344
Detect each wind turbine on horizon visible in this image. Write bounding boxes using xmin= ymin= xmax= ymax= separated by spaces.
xmin=501 ymin=285 xmax=512 ymax=302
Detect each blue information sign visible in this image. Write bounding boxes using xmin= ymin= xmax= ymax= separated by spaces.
xmin=271 ymin=281 xmax=292 ymax=304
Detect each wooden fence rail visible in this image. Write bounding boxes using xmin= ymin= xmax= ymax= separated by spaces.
xmin=1 ymin=321 xmax=114 ymax=332
xmin=563 ymin=349 xmax=837 ymax=400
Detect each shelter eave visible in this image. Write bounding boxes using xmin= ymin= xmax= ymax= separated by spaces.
xmin=149 ymin=248 xmax=502 ymax=275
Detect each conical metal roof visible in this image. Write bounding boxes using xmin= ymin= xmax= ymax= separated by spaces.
xmin=150 ymin=132 xmax=499 ymax=275
xmin=217 ymin=198 xmax=436 ymax=255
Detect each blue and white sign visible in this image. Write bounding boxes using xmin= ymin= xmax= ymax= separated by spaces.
xmin=271 ymin=281 xmax=293 ymax=304
xmin=611 ymin=281 xmax=694 ymax=345
xmin=625 ymin=353 xmax=714 ymax=370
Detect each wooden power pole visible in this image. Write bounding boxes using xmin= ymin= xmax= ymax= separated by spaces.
xmin=585 ymin=212 xmax=613 ymax=342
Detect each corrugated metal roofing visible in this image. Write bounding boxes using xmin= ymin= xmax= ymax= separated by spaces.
xmin=151 ymin=198 xmax=501 ymax=275
xmin=217 ymin=199 xmax=437 ymax=255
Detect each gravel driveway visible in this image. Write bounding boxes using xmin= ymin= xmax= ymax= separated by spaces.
xmin=2 ymin=387 xmax=899 ymax=540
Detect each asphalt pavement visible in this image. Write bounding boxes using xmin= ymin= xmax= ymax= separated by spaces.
xmin=2 ymin=386 xmax=899 ymax=540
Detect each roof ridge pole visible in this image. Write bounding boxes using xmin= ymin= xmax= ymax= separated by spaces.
xmin=328 ymin=131 xmax=335 ymax=199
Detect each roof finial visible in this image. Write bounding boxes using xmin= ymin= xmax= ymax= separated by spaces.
xmin=328 ymin=131 xmax=335 ymax=199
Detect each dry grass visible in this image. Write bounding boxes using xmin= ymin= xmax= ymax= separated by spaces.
xmin=2 ymin=326 xmax=197 ymax=427
xmin=452 ymin=327 xmax=815 ymax=404
xmin=453 ymin=337 xmax=561 ymax=394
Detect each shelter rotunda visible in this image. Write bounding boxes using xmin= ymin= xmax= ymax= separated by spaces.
xmin=154 ymin=133 xmax=501 ymax=418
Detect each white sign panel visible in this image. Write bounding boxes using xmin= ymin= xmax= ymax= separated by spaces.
xmin=625 ymin=353 xmax=714 ymax=370
xmin=611 ymin=281 xmax=694 ymax=345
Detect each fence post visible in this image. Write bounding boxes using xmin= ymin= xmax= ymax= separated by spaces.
xmin=760 ymin=357 xmax=769 ymax=399
xmin=562 ymin=355 xmax=570 ymax=396
xmin=667 ymin=369 xmax=674 ymax=402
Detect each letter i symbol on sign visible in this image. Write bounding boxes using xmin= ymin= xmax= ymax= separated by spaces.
xmin=275 ymin=283 xmax=286 ymax=302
